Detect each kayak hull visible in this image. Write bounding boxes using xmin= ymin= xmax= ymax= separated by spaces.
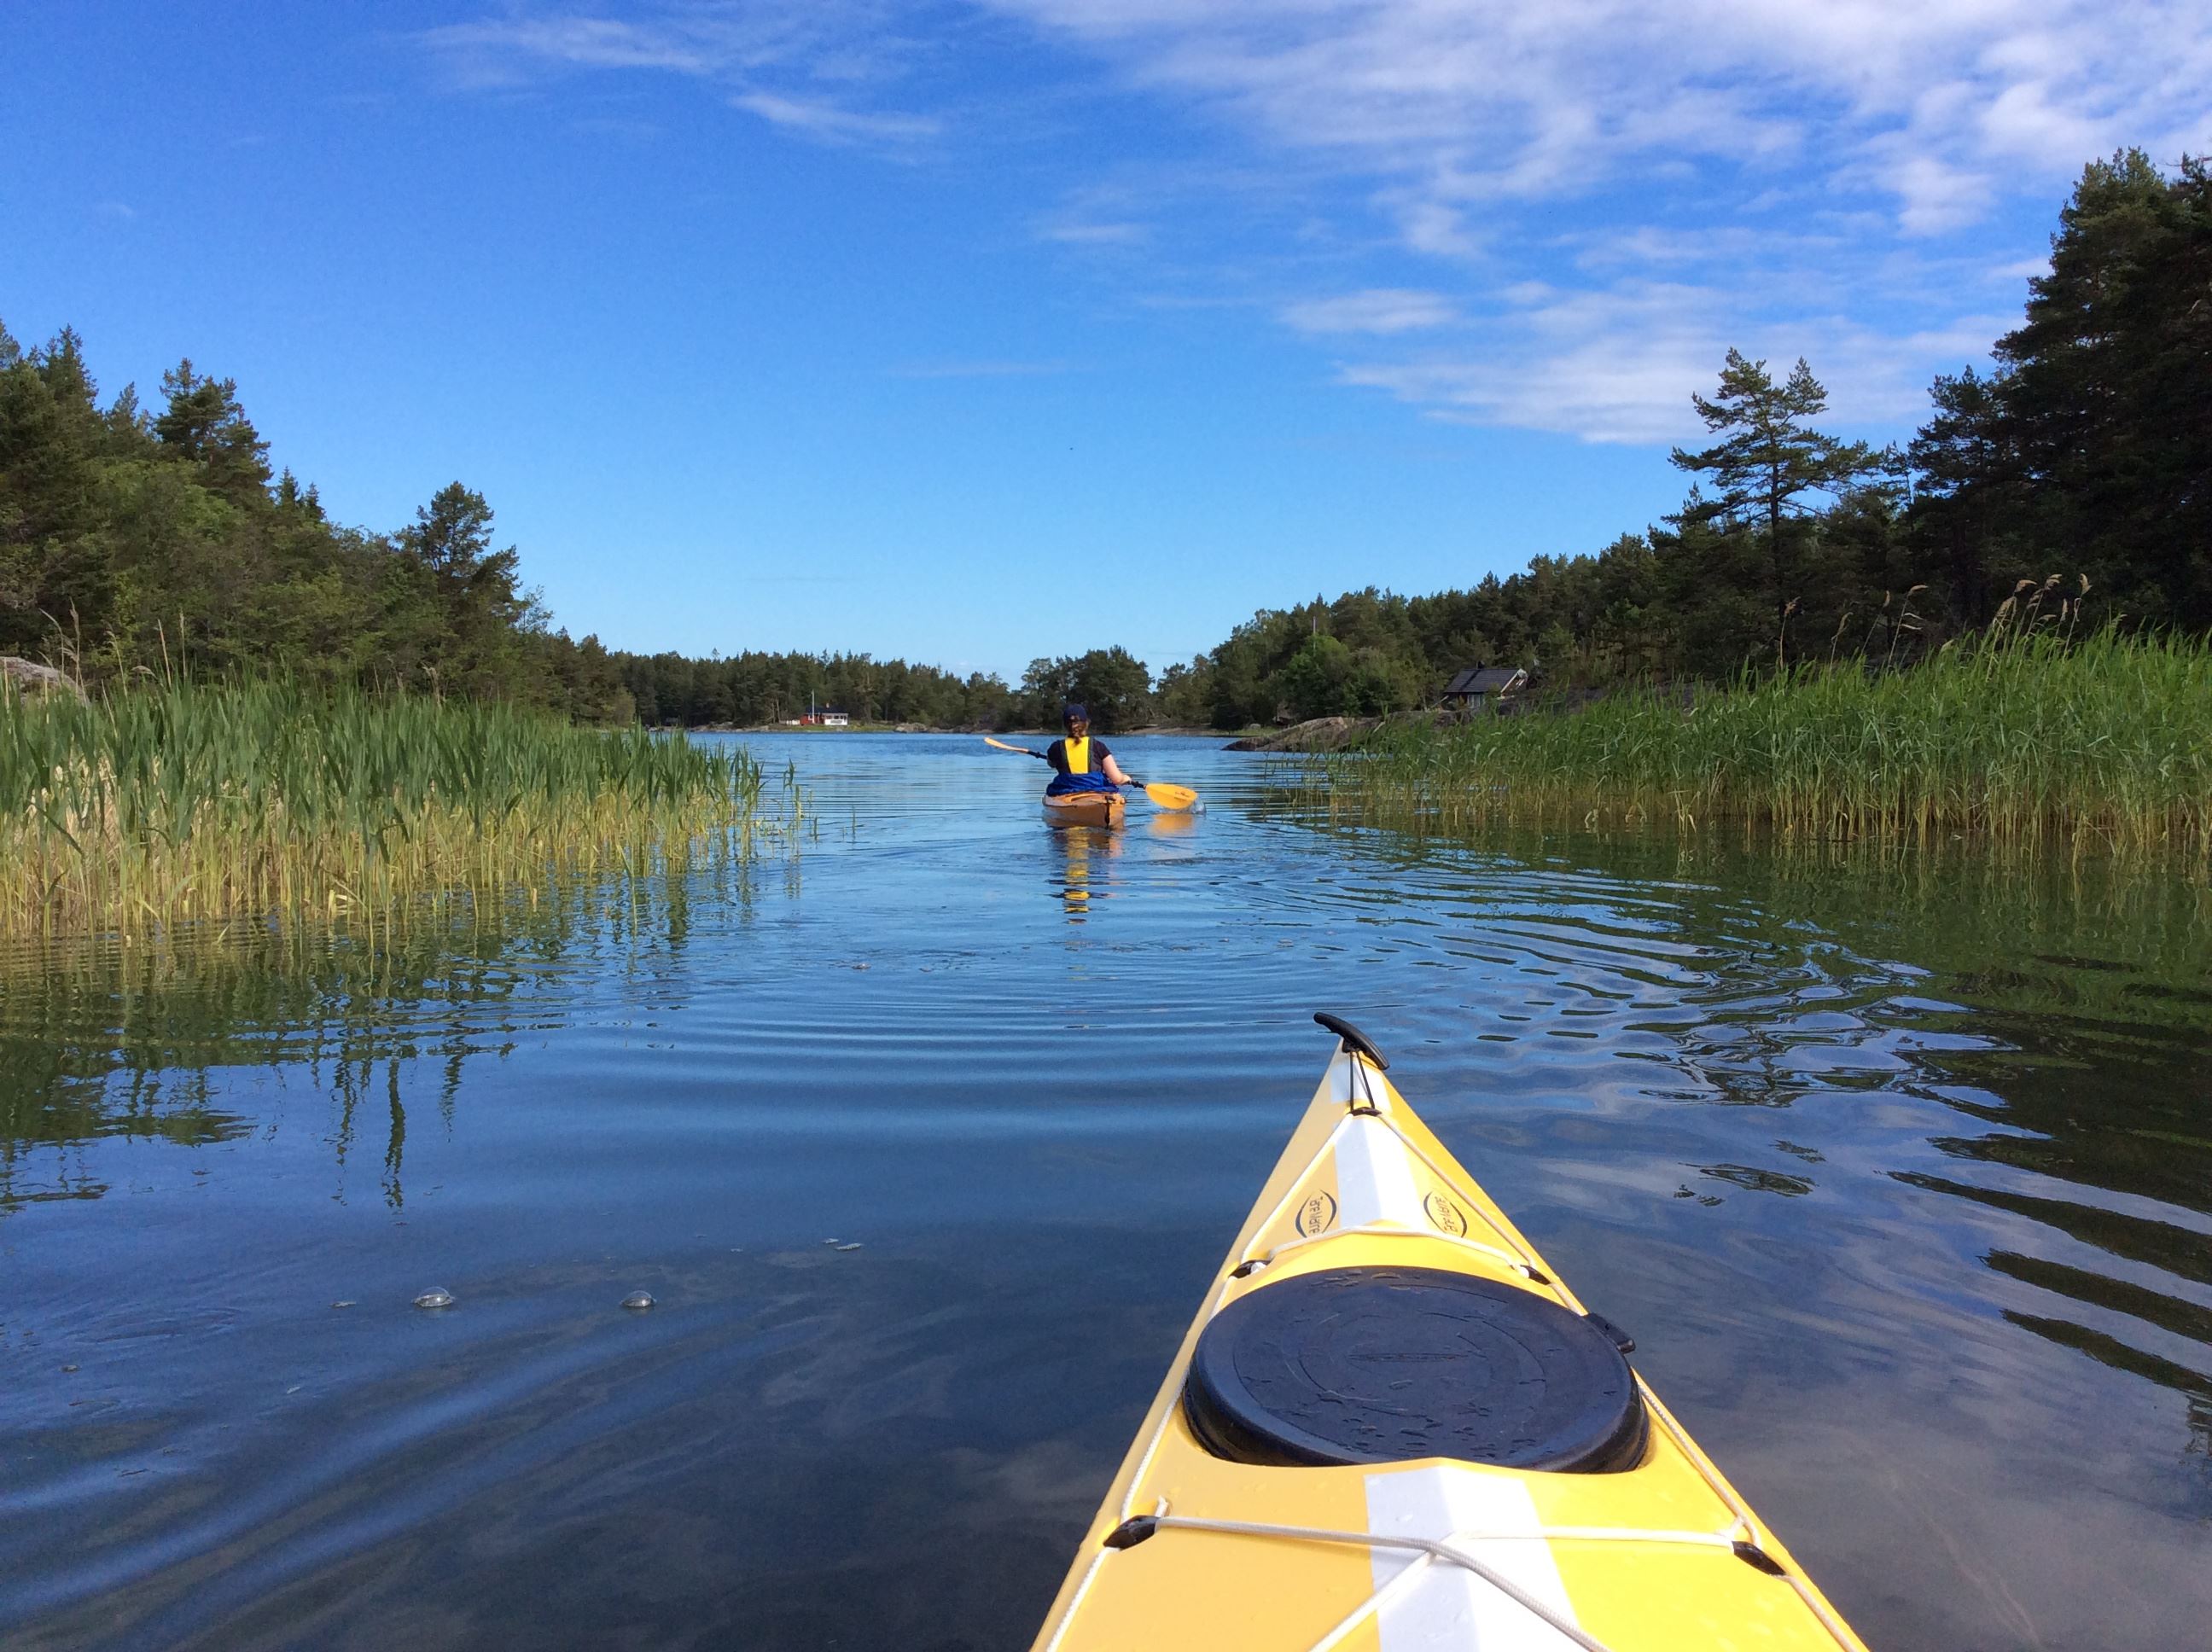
xmin=1041 ymin=791 xmax=1125 ymax=829
xmin=1031 ymin=1032 xmax=1869 ymax=1652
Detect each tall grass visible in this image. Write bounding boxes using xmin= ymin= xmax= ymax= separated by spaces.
xmin=0 ymin=679 xmax=779 ymax=939
xmin=1307 ymin=628 xmax=2212 ymax=862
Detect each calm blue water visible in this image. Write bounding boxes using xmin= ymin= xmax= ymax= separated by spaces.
xmin=3 ymin=732 xmax=2209 ymax=1649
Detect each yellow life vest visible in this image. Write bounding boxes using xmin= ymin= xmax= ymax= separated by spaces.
xmin=1063 ymin=736 xmax=1091 ymax=774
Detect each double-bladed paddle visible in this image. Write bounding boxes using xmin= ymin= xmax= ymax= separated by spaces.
xmin=983 ymin=736 xmax=1199 ymax=811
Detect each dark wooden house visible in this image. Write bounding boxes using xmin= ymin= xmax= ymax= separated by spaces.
xmin=1440 ymin=665 xmax=1528 ymax=715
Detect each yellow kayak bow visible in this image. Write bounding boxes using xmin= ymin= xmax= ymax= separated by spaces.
xmin=1033 ymin=1013 xmax=1869 ymax=1652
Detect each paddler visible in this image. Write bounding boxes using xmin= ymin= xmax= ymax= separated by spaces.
xmin=1042 ymin=703 xmax=1140 ymax=799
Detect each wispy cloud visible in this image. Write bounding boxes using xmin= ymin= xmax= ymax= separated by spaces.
xmin=987 ymin=1 xmax=2212 ymax=236
xmin=991 ymin=0 xmax=2207 ymax=439
xmin=1339 ymin=282 xmax=1728 ymax=446
xmin=416 ymin=3 xmax=2210 ymax=444
xmin=731 ymin=91 xmax=938 ymax=144
xmin=420 ymin=5 xmax=943 ymax=149
xmin=1336 ymin=281 xmax=2017 ymax=445
xmin=1281 ymin=288 xmax=1458 ymax=336
xmin=422 ymin=15 xmax=714 ymax=87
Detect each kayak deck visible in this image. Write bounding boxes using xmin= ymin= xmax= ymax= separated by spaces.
xmin=1041 ymin=791 xmax=1125 ymax=828
xmin=1033 ymin=1019 xmax=1867 ymax=1652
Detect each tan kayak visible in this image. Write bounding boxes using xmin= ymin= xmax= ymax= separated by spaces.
xmin=1032 ymin=1013 xmax=1869 ymax=1652
xmin=1041 ymin=791 xmax=1125 ymax=828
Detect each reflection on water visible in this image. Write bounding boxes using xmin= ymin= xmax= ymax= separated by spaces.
xmin=1 ymin=867 xmax=738 ymax=1217
xmin=1051 ymin=825 xmax=1117 ymax=921
xmin=2 ymin=733 xmax=2209 ymax=1651
xmin=1049 ymin=811 xmax=1196 ymax=921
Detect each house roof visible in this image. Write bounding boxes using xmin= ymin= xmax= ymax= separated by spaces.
xmin=1443 ymin=666 xmax=1527 ymax=695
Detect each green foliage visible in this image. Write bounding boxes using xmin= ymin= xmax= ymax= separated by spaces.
xmin=1015 ymin=647 xmax=1153 ymax=730
xmin=1912 ymin=150 xmax=2212 ymax=629
xmin=0 ymin=677 xmax=768 ymax=939
xmin=1152 ymin=656 xmax=1215 ymax=727
xmin=618 ymin=649 xmax=1007 ymax=730
xmin=1669 ymin=351 xmax=1894 ymax=663
xmin=0 ymin=322 xmax=626 ymax=718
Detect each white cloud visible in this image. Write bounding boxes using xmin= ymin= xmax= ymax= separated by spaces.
xmin=419 ymin=3 xmax=2211 ymax=444
xmin=1388 ymin=196 xmax=1482 ymax=260
xmin=1887 ymin=154 xmax=1994 ymax=236
xmin=973 ymin=0 xmax=2207 ymax=439
xmin=731 ymin=91 xmax=939 ymax=144
xmin=1337 ymin=282 xmax=1728 ymax=445
xmin=1280 ymin=288 xmax=1458 ymax=335
xmin=1334 ymin=282 xmax=2016 ymax=445
xmin=422 ymin=15 xmax=713 ymax=87
xmin=1034 ymin=218 xmax=1151 ymax=245
xmin=420 ymin=5 xmax=940 ymax=148
xmin=984 ymin=0 xmax=2212 ymax=235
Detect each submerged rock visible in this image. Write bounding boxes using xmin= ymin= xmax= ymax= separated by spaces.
xmin=413 ymin=1287 xmax=455 ymax=1310
xmin=620 ymin=1290 xmax=655 ymax=1311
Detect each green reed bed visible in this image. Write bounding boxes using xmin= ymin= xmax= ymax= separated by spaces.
xmin=1313 ymin=630 xmax=2212 ymax=860
xmin=0 ymin=679 xmax=778 ymax=939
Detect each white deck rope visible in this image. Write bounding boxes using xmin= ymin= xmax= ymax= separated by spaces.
xmin=1368 ymin=1104 xmax=1562 ymax=1286
xmin=1632 ymin=1381 xmax=1864 ymax=1649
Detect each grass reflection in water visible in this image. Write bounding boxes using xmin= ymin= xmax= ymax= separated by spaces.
xmin=0 ymin=857 xmax=758 ymax=1214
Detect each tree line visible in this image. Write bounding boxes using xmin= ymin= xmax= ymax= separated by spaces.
xmin=0 ymin=336 xmax=634 ymax=718
xmin=4 ymin=151 xmax=2200 ymax=733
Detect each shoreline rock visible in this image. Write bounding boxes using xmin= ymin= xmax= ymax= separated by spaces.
xmin=0 ymin=657 xmax=89 ymax=703
xmin=1224 ymin=716 xmax=1378 ymax=753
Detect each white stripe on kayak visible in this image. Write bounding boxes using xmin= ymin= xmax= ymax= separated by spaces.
xmin=1329 ymin=1051 xmax=1355 ymax=1105
xmin=1333 ymin=1114 xmax=1425 ymax=1230
xmin=1366 ymin=1469 xmax=1582 ymax=1650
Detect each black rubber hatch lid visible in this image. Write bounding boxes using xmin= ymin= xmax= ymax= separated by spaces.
xmin=1184 ymin=1265 xmax=1645 ymax=1473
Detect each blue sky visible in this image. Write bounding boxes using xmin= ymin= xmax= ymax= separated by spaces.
xmin=5 ymin=3 xmax=2205 ymax=681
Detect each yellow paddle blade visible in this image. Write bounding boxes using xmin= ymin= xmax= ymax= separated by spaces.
xmin=983 ymin=736 xmax=1040 ymax=756
xmin=1144 ymin=782 xmax=1198 ymax=811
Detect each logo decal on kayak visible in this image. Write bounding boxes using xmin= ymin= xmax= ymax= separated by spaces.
xmin=1424 ymin=1192 xmax=1469 ymax=1236
xmin=1296 ymin=1191 xmax=1337 ymax=1236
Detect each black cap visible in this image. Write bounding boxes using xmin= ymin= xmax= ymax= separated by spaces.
xmin=1062 ymin=702 xmax=1089 ymax=724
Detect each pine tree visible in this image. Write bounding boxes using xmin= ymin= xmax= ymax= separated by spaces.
xmin=1671 ymin=351 xmax=1883 ymax=661
xmin=155 ymin=360 xmax=272 ymax=503
xmin=1990 ymin=151 xmax=2211 ymax=625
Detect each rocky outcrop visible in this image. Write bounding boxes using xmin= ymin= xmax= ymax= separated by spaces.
xmin=1224 ymin=716 xmax=1377 ymax=753
xmin=0 ymin=656 xmax=88 ymax=702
